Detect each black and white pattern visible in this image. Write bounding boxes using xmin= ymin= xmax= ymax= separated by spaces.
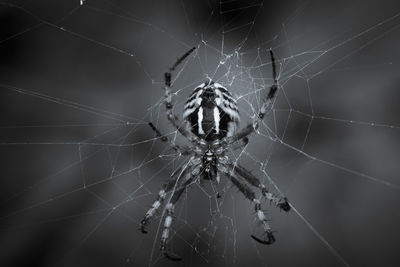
xmin=183 ymin=80 xmax=239 ymax=141
xmin=142 ymin=47 xmax=290 ymax=261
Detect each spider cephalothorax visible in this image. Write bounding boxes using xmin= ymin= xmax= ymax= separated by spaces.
xmin=141 ymin=47 xmax=290 ymax=261
xmin=201 ymin=148 xmax=218 ymax=180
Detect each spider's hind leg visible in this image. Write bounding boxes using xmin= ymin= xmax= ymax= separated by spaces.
xmin=160 ymin=172 xmax=197 ymax=261
xmin=251 ymin=199 xmax=276 ymax=245
xmin=140 ymin=164 xmax=192 ymax=234
xmin=233 ymin=164 xmax=290 ymax=212
xmin=160 ymin=202 xmax=182 ymax=261
xmin=140 ymin=188 xmax=166 ymax=234
xmin=140 ymin=184 xmax=172 ymax=234
xmin=228 ymin=173 xmax=276 ymax=245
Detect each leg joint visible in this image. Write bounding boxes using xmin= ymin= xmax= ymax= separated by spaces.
xmin=165 ymin=72 xmax=171 ymax=87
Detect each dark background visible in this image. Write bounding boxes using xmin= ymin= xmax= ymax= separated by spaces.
xmin=1 ymin=0 xmax=400 ymax=266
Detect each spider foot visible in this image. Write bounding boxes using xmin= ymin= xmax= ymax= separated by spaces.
xmin=251 ymin=230 xmax=276 ymax=245
xmin=261 ymin=189 xmax=290 ymax=212
xmin=161 ymin=244 xmax=182 ymax=261
xmin=163 ymin=251 xmax=182 ymax=261
xmin=277 ymin=197 xmax=291 ymax=212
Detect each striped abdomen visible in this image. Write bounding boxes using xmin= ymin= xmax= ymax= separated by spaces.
xmin=183 ymin=80 xmax=239 ymax=142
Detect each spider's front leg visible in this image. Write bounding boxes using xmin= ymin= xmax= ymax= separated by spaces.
xmin=163 ymin=47 xmax=199 ymax=145
xmin=226 ymin=49 xmax=278 ymax=146
xmin=148 ymin=122 xmax=192 ymax=156
xmin=227 ymin=172 xmax=276 ymax=245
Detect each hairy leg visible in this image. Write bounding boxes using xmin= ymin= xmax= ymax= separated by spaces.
xmin=226 ymin=49 xmax=278 ymax=145
xmin=227 ymin=172 xmax=276 ymax=245
xmin=163 ymin=47 xmax=200 ymax=144
xmin=160 ymin=165 xmax=201 ymax=261
xmin=232 ymin=164 xmax=290 ymax=212
xmin=140 ymin=161 xmax=196 ymax=233
xmin=148 ymin=122 xmax=192 ymax=156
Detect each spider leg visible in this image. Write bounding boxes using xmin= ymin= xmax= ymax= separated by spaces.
xmin=140 ymin=163 xmax=194 ymax=233
xmin=232 ymin=164 xmax=290 ymax=212
xmin=164 ymin=47 xmax=200 ymax=145
xmin=140 ymin=182 xmax=172 ymax=234
xmin=226 ymin=49 xmax=278 ymax=145
xmin=159 ymin=189 xmax=185 ymax=261
xmin=230 ymin=136 xmax=249 ymax=151
xmin=148 ymin=122 xmax=192 ymax=156
xmin=148 ymin=121 xmax=169 ymax=142
xmin=160 ymin=166 xmax=201 ymax=261
xmin=227 ymin=172 xmax=276 ymax=245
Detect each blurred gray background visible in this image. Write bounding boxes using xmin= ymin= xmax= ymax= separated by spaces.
xmin=1 ymin=0 xmax=400 ymax=266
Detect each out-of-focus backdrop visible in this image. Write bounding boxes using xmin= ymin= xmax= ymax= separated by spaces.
xmin=1 ymin=0 xmax=400 ymax=266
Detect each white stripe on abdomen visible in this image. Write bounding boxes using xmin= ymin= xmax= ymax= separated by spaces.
xmin=197 ymin=107 xmax=205 ymax=134
xmin=213 ymin=106 xmax=220 ymax=134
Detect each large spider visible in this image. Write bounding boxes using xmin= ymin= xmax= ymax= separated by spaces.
xmin=140 ymin=47 xmax=290 ymax=261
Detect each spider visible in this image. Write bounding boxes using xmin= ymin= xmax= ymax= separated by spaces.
xmin=140 ymin=47 xmax=290 ymax=261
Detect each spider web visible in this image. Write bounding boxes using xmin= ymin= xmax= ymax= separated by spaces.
xmin=1 ymin=0 xmax=400 ymax=266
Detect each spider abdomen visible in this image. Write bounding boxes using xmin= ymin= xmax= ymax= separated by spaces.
xmin=183 ymin=80 xmax=239 ymax=141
